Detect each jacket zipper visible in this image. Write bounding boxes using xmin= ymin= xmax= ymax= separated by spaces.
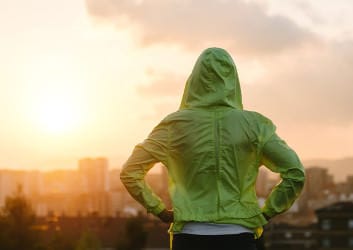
xmin=214 ymin=112 xmax=221 ymax=214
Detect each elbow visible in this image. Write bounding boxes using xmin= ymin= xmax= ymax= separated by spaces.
xmin=120 ymin=164 xmax=141 ymax=187
xmin=293 ymin=167 xmax=306 ymax=194
xmin=286 ymin=167 xmax=305 ymax=181
xmin=120 ymin=166 xmax=130 ymax=186
xmin=284 ymin=167 xmax=306 ymax=192
xmin=297 ymin=177 xmax=305 ymax=194
xmin=297 ymin=165 xmax=306 ymax=185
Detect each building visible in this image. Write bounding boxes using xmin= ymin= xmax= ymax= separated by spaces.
xmin=0 ymin=170 xmax=42 ymax=207
xmin=41 ymin=170 xmax=80 ymax=195
xmin=145 ymin=164 xmax=171 ymax=209
xmin=305 ymin=167 xmax=334 ymax=199
xmin=78 ymin=158 xmax=110 ymax=216
xmin=264 ymin=223 xmax=317 ymax=250
xmin=262 ymin=201 xmax=353 ymax=250
xmin=79 ymin=157 xmax=109 ymax=193
xmin=315 ymin=202 xmax=353 ymax=250
xmin=256 ymin=167 xmax=269 ymax=198
xmin=298 ymin=167 xmax=336 ymax=213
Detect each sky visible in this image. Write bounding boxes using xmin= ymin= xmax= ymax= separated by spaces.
xmin=0 ymin=0 xmax=353 ymax=171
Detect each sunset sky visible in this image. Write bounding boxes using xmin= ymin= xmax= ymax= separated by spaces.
xmin=1 ymin=0 xmax=353 ymax=171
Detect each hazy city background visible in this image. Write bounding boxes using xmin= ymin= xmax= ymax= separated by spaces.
xmin=1 ymin=0 xmax=353 ymax=249
xmin=0 ymin=157 xmax=352 ymax=249
xmin=1 ymin=157 xmax=352 ymax=221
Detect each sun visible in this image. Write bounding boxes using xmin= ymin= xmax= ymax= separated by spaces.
xmin=34 ymin=94 xmax=81 ymax=134
xmin=23 ymin=53 xmax=88 ymax=135
xmin=25 ymin=80 xmax=86 ymax=135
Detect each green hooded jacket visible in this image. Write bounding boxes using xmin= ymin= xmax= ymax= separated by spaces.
xmin=120 ymin=47 xmax=305 ymax=232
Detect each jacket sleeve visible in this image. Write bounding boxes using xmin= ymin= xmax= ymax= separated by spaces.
xmin=120 ymin=122 xmax=169 ymax=216
xmin=120 ymin=145 xmax=166 ymax=215
xmin=260 ymin=133 xmax=306 ymax=218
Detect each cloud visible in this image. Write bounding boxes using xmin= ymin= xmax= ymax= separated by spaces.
xmin=85 ymin=0 xmax=353 ymax=126
xmin=136 ymin=71 xmax=185 ymax=98
xmin=85 ymin=0 xmax=316 ymax=55
xmin=136 ymin=41 xmax=353 ymax=126
xmin=243 ymin=40 xmax=353 ymax=125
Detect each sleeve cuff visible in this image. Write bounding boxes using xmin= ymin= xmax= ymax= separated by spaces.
xmin=148 ymin=203 xmax=166 ymax=216
xmin=261 ymin=207 xmax=276 ymax=219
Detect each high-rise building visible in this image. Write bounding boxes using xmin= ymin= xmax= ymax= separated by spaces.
xmin=0 ymin=170 xmax=42 ymax=207
xmin=315 ymin=202 xmax=353 ymax=250
xmin=41 ymin=170 xmax=80 ymax=195
xmin=109 ymin=169 xmax=124 ymax=191
xmin=79 ymin=157 xmax=109 ymax=193
xmin=304 ymin=167 xmax=334 ymax=199
xmin=346 ymin=176 xmax=353 ymax=194
xmin=78 ymin=158 xmax=110 ymax=216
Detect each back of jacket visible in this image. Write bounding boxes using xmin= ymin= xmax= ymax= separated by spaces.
xmin=121 ymin=48 xmax=305 ymax=232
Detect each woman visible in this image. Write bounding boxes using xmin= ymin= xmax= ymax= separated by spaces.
xmin=120 ymin=47 xmax=305 ymax=250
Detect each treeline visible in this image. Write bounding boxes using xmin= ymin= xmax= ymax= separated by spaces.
xmin=0 ymin=188 xmax=158 ymax=250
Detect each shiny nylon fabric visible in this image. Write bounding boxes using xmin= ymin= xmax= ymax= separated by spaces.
xmin=179 ymin=48 xmax=243 ymax=110
xmin=120 ymin=48 xmax=305 ymax=232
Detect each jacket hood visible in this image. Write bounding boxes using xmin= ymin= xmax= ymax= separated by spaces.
xmin=180 ymin=47 xmax=243 ymax=110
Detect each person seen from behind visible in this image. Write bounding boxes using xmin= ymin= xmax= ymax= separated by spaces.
xmin=120 ymin=47 xmax=306 ymax=250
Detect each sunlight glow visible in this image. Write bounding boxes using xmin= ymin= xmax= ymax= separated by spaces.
xmin=24 ymin=54 xmax=87 ymax=135
xmin=34 ymin=93 xmax=81 ymax=134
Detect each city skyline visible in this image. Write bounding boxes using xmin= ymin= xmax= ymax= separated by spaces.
xmin=1 ymin=0 xmax=353 ymax=171
xmin=0 ymin=161 xmax=351 ymax=250
xmin=0 ymin=159 xmax=351 ymax=219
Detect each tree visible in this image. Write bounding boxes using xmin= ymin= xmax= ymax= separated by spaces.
xmin=0 ymin=186 xmax=40 ymax=250
xmin=117 ymin=215 xmax=148 ymax=250
xmin=75 ymin=230 xmax=101 ymax=250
